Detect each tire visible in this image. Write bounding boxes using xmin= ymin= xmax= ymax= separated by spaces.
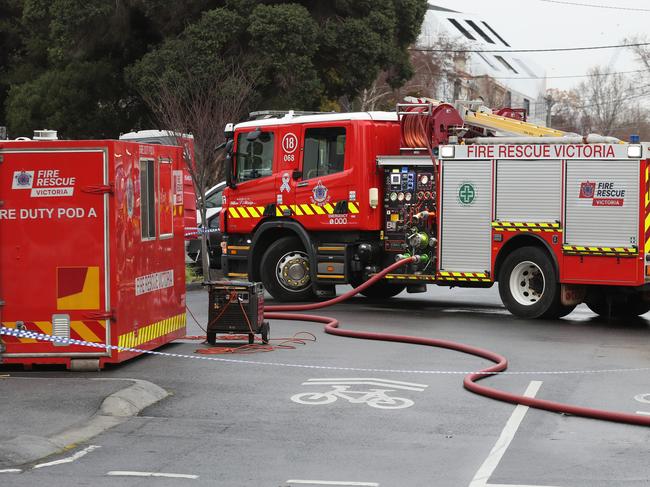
xmin=586 ymin=293 xmax=650 ymax=318
xmin=350 ymin=276 xmax=405 ymax=299
xmin=498 ymin=246 xmax=563 ymax=319
xmin=260 ymin=236 xmax=314 ymax=302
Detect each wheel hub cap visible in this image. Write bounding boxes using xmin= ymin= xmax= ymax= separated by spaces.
xmin=277 ymin=252 xmax=310 ymax=291
xmin=510 ymin=261 xmax=545 ymax=306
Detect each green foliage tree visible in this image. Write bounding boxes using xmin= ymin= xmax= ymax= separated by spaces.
xmin=2 ymin=0 xmax=427 ymax=138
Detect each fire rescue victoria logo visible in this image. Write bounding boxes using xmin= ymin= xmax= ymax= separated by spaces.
xmin=12 ymin=170 xmax=34 ymax=189
xmin=311 ymin=180 xmax=330 ymax=206
xmin=579 ymin=180 xmax=626 ymax=207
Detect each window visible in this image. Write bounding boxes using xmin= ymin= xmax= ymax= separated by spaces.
xmin=494 ymin=55 xmax=518 ymax=74
xmin=481 ymin=21 xmax=510 ymax=47
xmin=477 ymin=52 xmax=498 ymax=70
xmin=236 ymin=131 xmax=274 ymax=182
xmin=466 ymin=20 xmax=494 ymax=44
xmin=205 ymin=188 xmax=223 ymax=209
xmin=514 ymin=58 xmax=537 ymax=77
xmin=158 ymin=158 xmax=173 ymax=238
xmin=302 ymin=127 xmax=346 ymax=180
xmin=447 ymin=18 xmax=475 ymax=40
xmin=140 ymin=159 xmax=156 ymax=240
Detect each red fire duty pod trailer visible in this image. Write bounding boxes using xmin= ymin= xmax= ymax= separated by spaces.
xmin=0 ymin=138 xmax=187 ymax=369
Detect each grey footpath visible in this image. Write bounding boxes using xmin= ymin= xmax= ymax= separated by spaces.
xmin=0 ymin=378 xmax=168 ymax=468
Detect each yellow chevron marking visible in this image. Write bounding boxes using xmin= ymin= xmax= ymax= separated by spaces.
xmin=439 ymin=271 xmax=450 ymax=276
xmin=646 ymin=237 xmax=650 ymax=254
xmin=247 ymin=207 xmax=260 ymax=218
xmin=349 ymin=202 xmax=359 ymax=214
xmin=275 ymin=207 xmax=283 ymax=216
xmin=301 ymin=204 xmax=314 ymax=215
xmin=291 ymin=205 xmax=303 ymax=216
xmin=311 ymin=205 xmax=326 ymax=215
xmin=323 ymin=203 xmax=334 ymax=214
xmin=228 ymin=208 xmax=239 ymax=218
xmin=71 ymin=321 xmax=102 ymax=343
xmin=279 ymin=205 xmax=289 ymax=213
xmin=236 ymin=207 xmax=249 ymax=218
xmin=452 ymin=272 xmax=463 ymax=277
xmin=645 ymin=213 xmax=650 ymax=232
xmin=256 ymin=206 xmax=265 ymax=215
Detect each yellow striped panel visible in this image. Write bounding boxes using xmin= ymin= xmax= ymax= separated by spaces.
xmin=275 ymin=207 xmax=283 ymax=216
xmin=301 ymin=204 xmax=314 ymax=215
xmin=228 ymin=208 xmax=239 ymax=218
xmin=236 ymin=207 xmax=249 ymax=218
xmin=323 ymin=203 xmax=334 ymax=214
xmin=257 ymin=206 xmax=265 ymax=215
xmin=291 ymin=205 xmax=304 ymax=216
xmin=71 ymin=321 xmax=102 ymax=343
xmin=645 ymin=213 xmax=650 ymax=232
xmin=646 ymin=237 xmax=650 ymax=254
xmin=349 ymin=202 xmax=359 ymax=214
xmin=311 ymin=205 xmax=326 ymax=215
xmin=247 ymin=207 xmax=260 ymax=218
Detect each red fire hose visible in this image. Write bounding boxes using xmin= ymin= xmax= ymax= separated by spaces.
xmin=265 ymin=257 xmax=650 ymax=427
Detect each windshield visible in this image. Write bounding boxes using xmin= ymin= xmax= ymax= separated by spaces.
xmin=235 ymin=131 xmax=274 ymax=182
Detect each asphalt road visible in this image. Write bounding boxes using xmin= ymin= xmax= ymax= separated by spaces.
xmin=2 ymin=285 xmax=650 ymax=486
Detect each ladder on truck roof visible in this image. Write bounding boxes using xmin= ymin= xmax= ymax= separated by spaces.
xmin=403 ymin=96 xmax=570 ymax=138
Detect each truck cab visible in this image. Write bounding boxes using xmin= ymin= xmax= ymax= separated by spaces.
xmin=220 ymin=111 xmax=403 ymax=301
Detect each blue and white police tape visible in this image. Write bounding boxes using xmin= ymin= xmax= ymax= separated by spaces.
xmin=184 ymin=227 xmax=221 ymax=237
xmin=2 ymin=326 xmax=650 ymax=376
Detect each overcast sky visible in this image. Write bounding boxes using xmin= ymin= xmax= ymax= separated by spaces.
xmin=428 ymin=0 xmax=648 ymax=90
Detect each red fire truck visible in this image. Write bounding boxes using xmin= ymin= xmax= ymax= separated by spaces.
xmin=220 ymin=101 xmax=650 ymax=319
xmin=0 ymin=136 xmax=187 ymax=369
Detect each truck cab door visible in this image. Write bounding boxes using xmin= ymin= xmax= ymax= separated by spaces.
xmin=226 ymin=128 xmax=277 ymax=233
xmin=293 ymin=122 xmax=357 ymax=230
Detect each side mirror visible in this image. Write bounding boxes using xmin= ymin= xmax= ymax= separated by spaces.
xmin=225 ymin=139 xmax=236 ymax=189
xmin=246 ymin=128 xmax=262 ymax=141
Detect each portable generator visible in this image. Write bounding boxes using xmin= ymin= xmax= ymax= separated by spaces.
xmin=206 ymin=281 xmax=269 ymax=345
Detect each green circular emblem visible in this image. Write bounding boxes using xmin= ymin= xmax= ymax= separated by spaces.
xmin=458 ymin=183 xmax=476 ymax=205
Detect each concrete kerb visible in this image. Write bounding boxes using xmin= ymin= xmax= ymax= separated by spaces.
xmin=0 ymin=378 xmax=168 ymax=468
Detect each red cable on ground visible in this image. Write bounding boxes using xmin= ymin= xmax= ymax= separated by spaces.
xmin=265 ymin=257 xmax=650 ymax=427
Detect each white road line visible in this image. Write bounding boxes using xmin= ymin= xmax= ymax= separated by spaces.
xmin=0 ymin=469 xmax=22 ymax=473
xmin=304 ymin=378 xmax=427 ymax=387
xmin=469 ymin=381 xmax=543 ymax=487
xmin=107 ymin=471 xmax=199 ymax=479
xmin=302 ymin=381 xmax=426 ymax=391
xmin=487 ymin=484 xmax=563 ymax=487
xmin=33 ymin=445 xmax=101 ymax=469
xmin=286 ymin=481 xmax=379 ymax=486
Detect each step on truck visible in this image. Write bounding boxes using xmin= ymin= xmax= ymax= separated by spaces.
xmin=219 ymin=100 xmax=650 ymax=319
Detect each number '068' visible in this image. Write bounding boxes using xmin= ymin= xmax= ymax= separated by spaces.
xmin=283 ymin=154 xmax=295 ymax=162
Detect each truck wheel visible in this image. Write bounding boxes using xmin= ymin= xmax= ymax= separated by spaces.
xmin=350 ymin=276 xmax=405 ymax=299
xmin=498 ymin=246 xmax=563 ymax=319
xmin=260 ymin=236 xmax=314 ymax=302
xmin=586 ymin=293 xmax=650 ymax=318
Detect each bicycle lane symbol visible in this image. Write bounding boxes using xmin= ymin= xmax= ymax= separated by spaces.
xmin=634 ymin=393 xmax=650 ymax=416
xmin=290 ymin=378 xmax=428 ymax=410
